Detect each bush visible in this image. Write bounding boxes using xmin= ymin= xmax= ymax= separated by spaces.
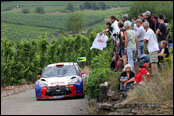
xmin=35 ymin=6 xmax=44 ymax=14
xmin=65 ymin=12 xmax=84 ymax=34
xmin=66 ymin=3 xmax=74 ymax=12
xmin=169 ymin=21 xmax=173 ymax=37
xmin=1 ymin=32 xmax=102 ymax=86
xmin=22 ymin=8 xmax=30 ymax=13
xmin=85 ymin=39 xmax=113 ymax=99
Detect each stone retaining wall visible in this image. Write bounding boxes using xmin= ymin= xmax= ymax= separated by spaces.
xmin=97 ymin=102 xmax=173 ymax=115
xmin=1 ymin=84 xmax=35 ymax=98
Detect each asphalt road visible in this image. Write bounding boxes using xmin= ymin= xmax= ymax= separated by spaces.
xmin=1 ymin=89 xmax=88 ymax=115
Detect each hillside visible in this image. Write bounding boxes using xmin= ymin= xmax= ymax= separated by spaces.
xmin=1 ymin=1 xmax=132 ymax=41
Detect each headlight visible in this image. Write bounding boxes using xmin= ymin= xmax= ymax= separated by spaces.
xmin=39 ymin=81 xmax=48 ymax=87
xmin=68 ymin=78 xmax=78 ymax=85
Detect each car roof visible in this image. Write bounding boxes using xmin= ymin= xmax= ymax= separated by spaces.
xmin=47 ymin=62 xmax=77 ymax=67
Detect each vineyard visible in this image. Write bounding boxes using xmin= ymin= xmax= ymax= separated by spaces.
xmin=1 ymin=32 xmax=112 ymax=86
xmin=1 ymin=1 xmax=132 ymax=12
xmin=1 ymin=1 xmax=130 ymax=41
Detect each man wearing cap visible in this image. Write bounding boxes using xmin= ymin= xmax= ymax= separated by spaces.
xmin=122 ymin=13 xmax=133 ymax=28
xmin=143 ymin=11 xmax=155 ymax=32
xmin=135 ymin=19 xmax=146 ymax=56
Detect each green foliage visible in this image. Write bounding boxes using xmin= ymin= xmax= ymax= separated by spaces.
xmin=1 ymin=6 xmax=125 ymax=41
xmin=128 ymin=1 xmax=173 ymax=21
xmin=85 ymin=39 xmax=113 ymax=99
xmin=66 ymin=3 xmax=74 ymax=12
xmin=1 ymin=32 xmax=102 ymax=86
xmin=22 ymin=8 xmax=30 ymax=13
xmin=1 ymin=1 xmax=132 ymax=12
xmin=35 ymin=6 xmax=44 ymax=14
xmin=169 ymin=21 xmax=173 ymax=37
xmin=1 ymin=23 xmax=57 ymax=41
xmin=65 ymin=12 xmax=84 ymax=34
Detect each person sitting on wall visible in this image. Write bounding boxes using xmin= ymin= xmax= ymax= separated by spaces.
xmin=118 ymin=64 xmax=135 ymax=91
xmin=123 ymin=61 xmax=151 ymax=88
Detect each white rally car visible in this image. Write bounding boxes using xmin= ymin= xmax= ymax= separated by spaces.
xmin=35 ymin=62 xmax=85 ymax=100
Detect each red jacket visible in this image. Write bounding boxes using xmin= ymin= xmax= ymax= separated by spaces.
xmin=134 ymin=68 xmax=151 ymax=83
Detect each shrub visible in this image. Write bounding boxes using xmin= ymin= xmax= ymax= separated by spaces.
xmin=22 ymin=8 xmax=30 ymax=13
xmin=85 ymin=42 xmax=113 ymax=99
xmin=66 ymin=3 xmax=74 ymax=12
xmin=35 ymin=6 xmax=44 ymax=14
xmin=169 ymin=21 xmax=173 ymax=37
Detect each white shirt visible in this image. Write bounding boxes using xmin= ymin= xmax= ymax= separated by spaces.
xmin=144 ymin=28 xmax=159 ymax=52
xmin=111 ymin=20 xmax=120 ymax=35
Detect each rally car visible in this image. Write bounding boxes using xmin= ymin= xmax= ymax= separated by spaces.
xmin=35 ymin=62 xmax=85 ymax=100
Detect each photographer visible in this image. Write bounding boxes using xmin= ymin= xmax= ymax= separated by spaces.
xmin=110 ymin=15 xmax=120 ymax=53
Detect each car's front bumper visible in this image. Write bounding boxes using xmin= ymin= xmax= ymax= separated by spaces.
xmin=35 ymin=85 xmax=83 ymax=99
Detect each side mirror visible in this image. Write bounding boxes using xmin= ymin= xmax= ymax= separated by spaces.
xmin=37 ymin=75 xmax=41 ymax=79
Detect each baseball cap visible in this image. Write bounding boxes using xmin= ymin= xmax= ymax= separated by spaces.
xmin=144 ymin=11 xmax=151 ymax=16
xmin=135 ymin=19 xmax=143 ymax=23
xmin=122 ymin=14 xmax=129 ymax=19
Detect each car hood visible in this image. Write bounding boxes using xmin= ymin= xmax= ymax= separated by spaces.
xmin=39 ymin=75 xmax=80 ymax=86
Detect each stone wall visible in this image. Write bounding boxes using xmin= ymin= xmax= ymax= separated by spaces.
xmin=95 ymin=83 xmax=173 ymax=115
xmin=1 ymin=84 xmax=35 ymax=98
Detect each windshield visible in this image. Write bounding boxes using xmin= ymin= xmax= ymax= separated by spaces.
xmin=41 ymin=65 xmax=77 ymax=78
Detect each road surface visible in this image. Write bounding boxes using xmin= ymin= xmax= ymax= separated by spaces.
xmin=1 ymin=89 xmax=88 ymax=115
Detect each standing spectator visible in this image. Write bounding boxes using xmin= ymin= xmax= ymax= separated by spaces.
xmin=143 ymin=11 xmax=155 ymax=32
xmin=138 ymin=13 xmax=144 ymax=21
xmin=135 ymin=19 xmax=146 ymax=56
xmin=100 ymin=22 xmax=113 ymax=37
xmin=156 ymin=15 xmax=167 ymax=49
xmin=110 ymin=16 xmax=120 ymax=52
xmin=118 ymin=21 xmax=127 ymax=66
xmin=124 ymin=21 xmax=138 ymax=71
xmin=122 ymin=14 xmax=133 ymax=28
xmin=110 ymin=15 xmax=120 ymax=36
xmin=154 ymin=16 xmax=160 ymax=31
xmin=132 ymin=17 xmax=138 ymax=31
xmin=143 ymin=22 xmax=159 ymax=75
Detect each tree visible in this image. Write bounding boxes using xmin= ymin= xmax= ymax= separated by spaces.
xmin=84 ymin=2 xmax=92 ymax=9
xmin=91 ymin=2 xmax=100 ymax=10
xmin=65 ymin=12 xmax=84 ymax=34
xmin=100 ymin=2 xmax=107 ymax=10
xmin=22 ymin=8 xmax=30 ymax=13
xmin=66 ymin=3 xmax=74 ymax=12
xmin=79 ymin=4 xmax=84 ymax=10
xmin=35 ymin=6 xmax=44 ymax=14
